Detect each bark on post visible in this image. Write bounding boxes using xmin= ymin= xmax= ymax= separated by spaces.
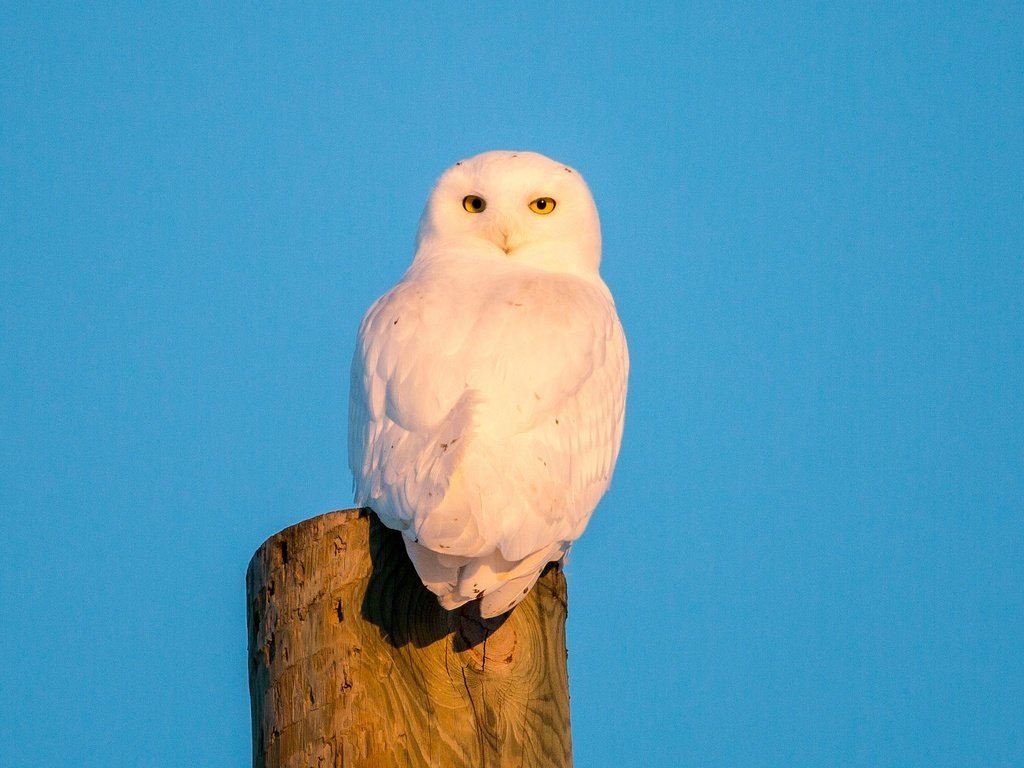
xmin=246 ymin=508 xmax=573 ymax=767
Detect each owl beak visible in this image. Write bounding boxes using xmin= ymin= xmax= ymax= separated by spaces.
xmin=494 ymin=216 xmax=515 ymax=255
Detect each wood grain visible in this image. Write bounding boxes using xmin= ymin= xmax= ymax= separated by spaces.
xmin=246 ymin=508 xmax=572 ymax=767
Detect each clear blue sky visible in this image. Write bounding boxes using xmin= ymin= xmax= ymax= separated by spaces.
xmin=2 ymin=3 xmax=1021 ymax=766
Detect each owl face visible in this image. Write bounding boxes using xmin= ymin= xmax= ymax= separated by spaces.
xmin=415 ymin=151 xmax=602 ymax=276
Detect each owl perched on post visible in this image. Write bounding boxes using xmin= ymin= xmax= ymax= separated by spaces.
xmin=348 ymin=150 xmax=628 ymax=618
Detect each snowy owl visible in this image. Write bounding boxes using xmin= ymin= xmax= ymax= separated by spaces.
xmin=348 ymin=150 xmax=628 ymax=618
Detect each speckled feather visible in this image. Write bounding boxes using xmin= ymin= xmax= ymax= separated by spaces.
xmin=349 ymin=151 xmax=628 ymax=617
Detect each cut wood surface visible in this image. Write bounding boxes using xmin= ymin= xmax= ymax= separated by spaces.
xmin=246 ymin=508 xmax=572 ymax=767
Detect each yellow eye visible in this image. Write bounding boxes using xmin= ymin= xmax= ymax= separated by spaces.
xmin=528 ymin=197 xmax=556 ymax=215
xmin=462 ymin=195 xmax=486 ymax=213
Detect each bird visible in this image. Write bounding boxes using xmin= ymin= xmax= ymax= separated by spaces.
xmin=348 ymin=150 xmax=628 ymax=618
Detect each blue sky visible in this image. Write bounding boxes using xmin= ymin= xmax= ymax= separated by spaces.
xmin=2 ymin=3 xmax=1021 ymax=766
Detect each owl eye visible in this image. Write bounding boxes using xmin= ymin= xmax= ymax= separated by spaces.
xmin=528 ymin=197 xmax=556 ymax=214
xmin=462 ymin=195 xmax=486 ymax=213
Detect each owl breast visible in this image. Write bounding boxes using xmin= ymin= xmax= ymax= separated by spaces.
xmin=389 ymin=256 xmax=611 ymax=438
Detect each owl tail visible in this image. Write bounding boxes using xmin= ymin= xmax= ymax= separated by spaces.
xmin=404 ymin=538 xmax=568 ymax=619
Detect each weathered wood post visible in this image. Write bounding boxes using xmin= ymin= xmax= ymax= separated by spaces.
xmin=246 ymin=508 xmax=573 ymax=767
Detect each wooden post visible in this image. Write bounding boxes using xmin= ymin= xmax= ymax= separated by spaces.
xmin=246 ymin=508 xmax=573 ymax=767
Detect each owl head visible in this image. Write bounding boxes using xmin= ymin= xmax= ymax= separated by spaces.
xmin=415 ymin=151 xmax=602 ymax=277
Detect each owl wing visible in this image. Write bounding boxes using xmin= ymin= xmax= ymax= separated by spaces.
xmin=481 ymin=280 xmax=628 ymax=561
xmin=348 ymin=277 xmax=476 ymax=540
xmin=549 ymin=299 xmax=628 ymax=540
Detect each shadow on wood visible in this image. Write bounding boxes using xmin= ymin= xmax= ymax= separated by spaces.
xmin=246 ymin=508 xmax=572 ymax=767
xmin=360 ymin=513 xmax=512 ymax=650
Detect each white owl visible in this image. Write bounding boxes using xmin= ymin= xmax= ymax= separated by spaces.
xmin=348 ymin=150 xmax=628 ymax=618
